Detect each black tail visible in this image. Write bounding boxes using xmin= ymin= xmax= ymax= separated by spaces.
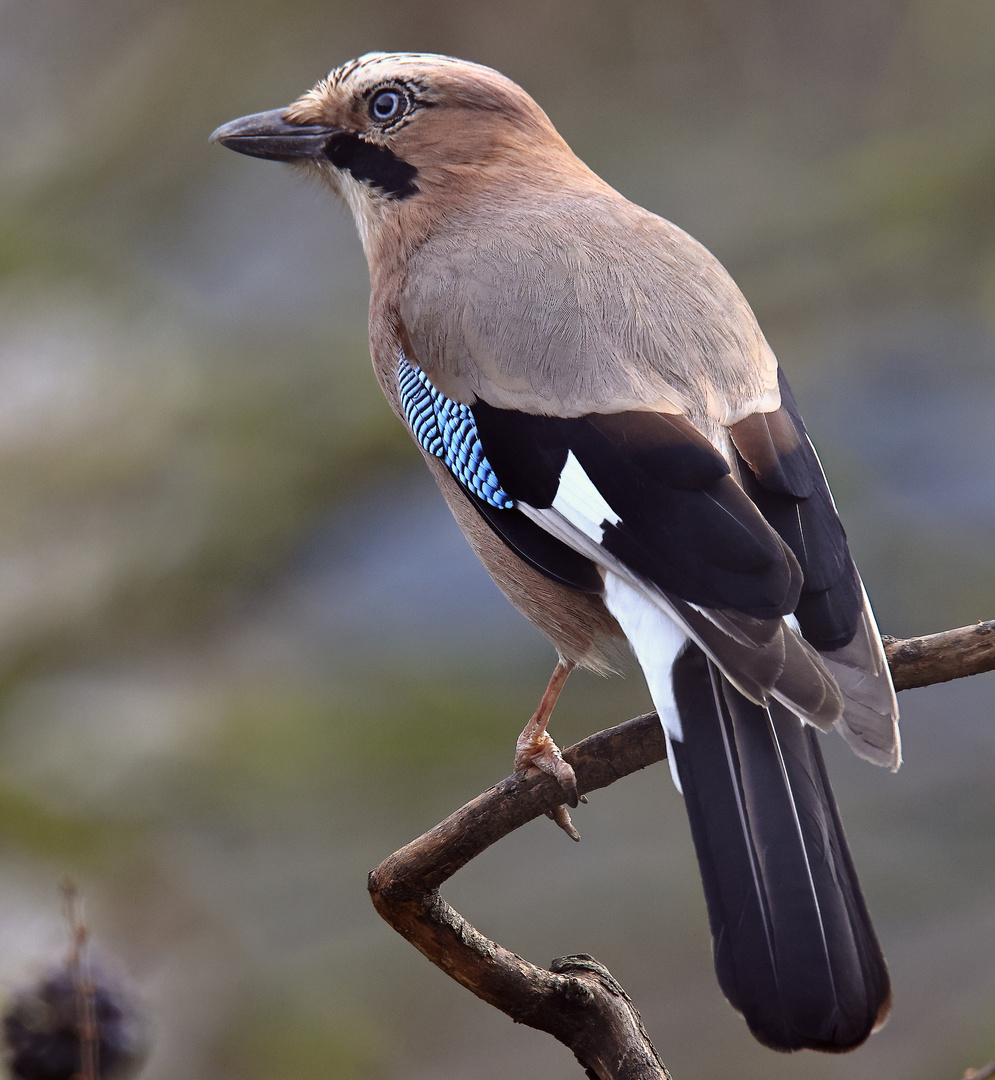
xmin=669 ymin=644 xmax=891 ymax=1052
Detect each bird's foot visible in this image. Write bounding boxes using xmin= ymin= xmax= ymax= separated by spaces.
xmin=514 ymin=658 xmax=584 ymax=838
xmin=516 ymin=725 xmax=579 ymax=803
xmin=515 ymin=726 xmax=579 ymax=804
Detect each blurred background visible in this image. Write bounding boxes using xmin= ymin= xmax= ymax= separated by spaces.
xmin=1 ymin=0 xmax=994 ymax=1077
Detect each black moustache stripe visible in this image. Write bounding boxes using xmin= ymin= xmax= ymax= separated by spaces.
xmin=324 ymin=132 xmax=419 ymax=199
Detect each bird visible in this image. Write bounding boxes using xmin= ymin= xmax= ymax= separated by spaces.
xmin=211 ymin=52 xmax=900 ymax=1054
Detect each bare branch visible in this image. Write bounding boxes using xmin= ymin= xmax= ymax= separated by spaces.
xmin=369 ymin=715 xmax=669 ymax=1079
xmin=884 ymin=620 xmax=995 ymax=691
xmin=62 ymin=879 xmax=98 ymax=1080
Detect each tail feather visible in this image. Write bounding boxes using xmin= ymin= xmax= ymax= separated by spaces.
xmin=669 ymin=644 xmax=891 ymax=1052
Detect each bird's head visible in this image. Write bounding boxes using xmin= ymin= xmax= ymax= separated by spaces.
xmin=211 ymin=53 xmax=582 ymax=255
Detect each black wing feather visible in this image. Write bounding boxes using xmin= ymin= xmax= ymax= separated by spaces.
xmin=731 ymin=371 xmax=862 ymax=650
xmin=471 ymin=401 xmax=801 ymax=620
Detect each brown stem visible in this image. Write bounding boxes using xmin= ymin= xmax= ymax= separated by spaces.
xmin=61 ymin=879 xmax=98 ymax=1080
xmin=884 ymin=620 xmax=995 ymax=691
xmin=369 ymin=714 xmax=668 ymax=1079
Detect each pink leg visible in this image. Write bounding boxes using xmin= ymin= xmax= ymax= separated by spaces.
xmin=514 ymin=659 xmax=578 ymax=806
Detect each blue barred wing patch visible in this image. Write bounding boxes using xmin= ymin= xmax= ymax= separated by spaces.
xmin=397 ymin=354 xmax=513 ymax=509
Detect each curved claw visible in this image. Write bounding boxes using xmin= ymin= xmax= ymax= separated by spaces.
xmin=546 ymin=804 xmax=582 ymax=841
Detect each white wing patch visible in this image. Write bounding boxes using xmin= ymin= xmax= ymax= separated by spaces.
xmin=551 ymin=450 xmax=620 ymax=542
xmin=603 ymin=571 xmax=688 ymax=792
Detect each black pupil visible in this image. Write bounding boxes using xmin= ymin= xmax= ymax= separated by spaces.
xmin=373 ymin=91 xmax=401 ymax=119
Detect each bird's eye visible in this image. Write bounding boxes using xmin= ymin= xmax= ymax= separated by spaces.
xmin=369 ymin=88 xmax=406 ymax=122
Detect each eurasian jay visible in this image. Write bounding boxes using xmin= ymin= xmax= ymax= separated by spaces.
xmin=212 ymin=52 xmax=900 ymax=1054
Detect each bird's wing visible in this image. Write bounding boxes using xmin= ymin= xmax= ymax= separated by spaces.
xmin=396 ymin=350 xmax=845 ymax=734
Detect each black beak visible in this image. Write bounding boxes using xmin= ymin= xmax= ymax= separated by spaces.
xmin=209 ymin=109 xmax=337 ymax=162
